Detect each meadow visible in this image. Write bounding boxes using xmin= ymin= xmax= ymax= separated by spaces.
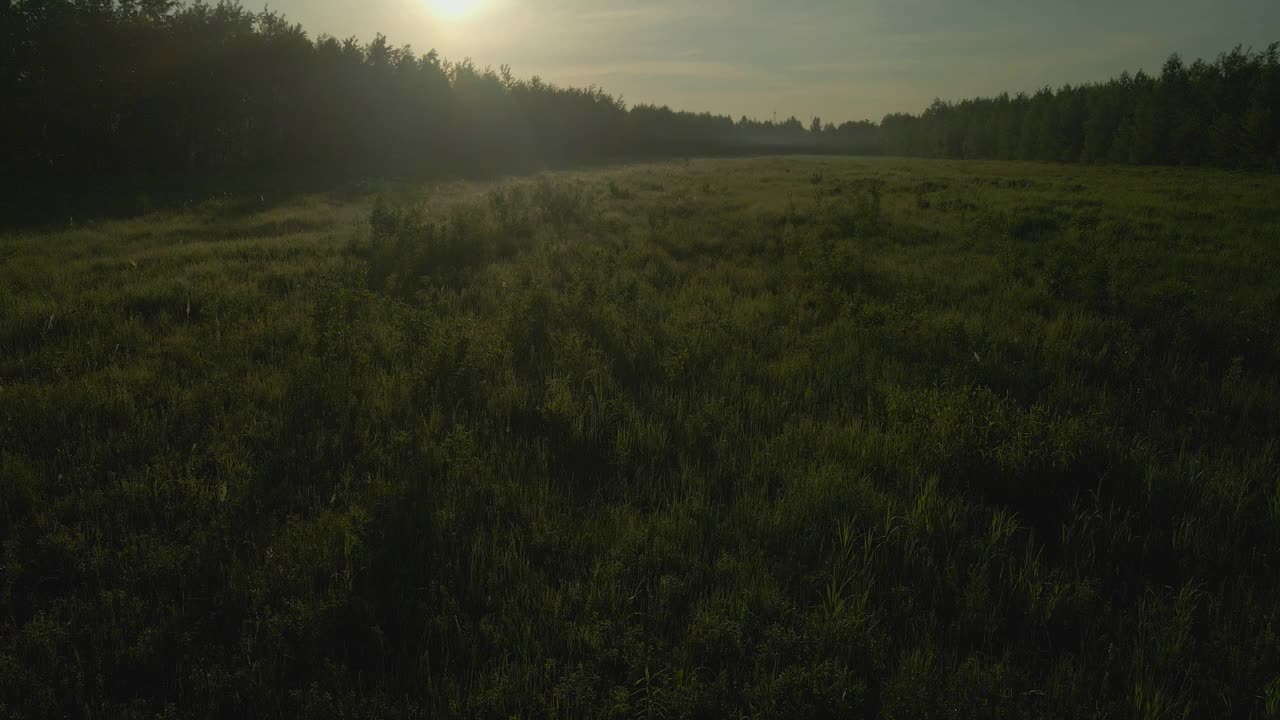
xmin=2 ymin=156 xmax=1279 ymax=718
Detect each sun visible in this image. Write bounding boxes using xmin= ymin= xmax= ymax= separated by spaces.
xmin=427 ymin=0 xmax=482 ymax=20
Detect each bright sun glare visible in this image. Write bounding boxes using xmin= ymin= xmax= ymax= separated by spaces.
xmin=428 ymin=0 xmax=481 ymax=20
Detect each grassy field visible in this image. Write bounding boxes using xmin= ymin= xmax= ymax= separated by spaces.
xmin=3 ymin=157 xmax=1280 ymax=718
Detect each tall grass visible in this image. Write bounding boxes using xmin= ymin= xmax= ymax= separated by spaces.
xmin=2 ymin=158 xmax=1279 ymax=718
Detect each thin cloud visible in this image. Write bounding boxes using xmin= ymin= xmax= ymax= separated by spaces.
xmin=557 ymin=60 xmax=748 ymax=81
xmin=575 ymin=6 xmax=711 ymax=26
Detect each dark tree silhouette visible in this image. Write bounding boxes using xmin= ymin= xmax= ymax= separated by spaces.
xmin=0 ymin=0 xmax=874 ymax=221
xmin=0 ymin=1 xmax=1275 ymax=223
xmin=878 ymin=45 xmax=1280 ymax=169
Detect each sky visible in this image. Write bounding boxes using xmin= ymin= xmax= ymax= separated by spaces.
xmin=266 ymin=0 xmax=1280 ymax=123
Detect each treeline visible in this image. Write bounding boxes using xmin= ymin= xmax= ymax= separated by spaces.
xmin=0 ymin=0 xmax=873 ymax=190
xmin=1 ymin=1 xmax=1277 ymax=216
xmin=881 ymin=46 xmax=1280 ymax=168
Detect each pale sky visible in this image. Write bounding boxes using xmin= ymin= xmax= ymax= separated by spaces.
xmin=266 ymin=0 xmax=1279 ymax=123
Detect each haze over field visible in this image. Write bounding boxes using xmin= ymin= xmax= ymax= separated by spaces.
xmin=268 ymin=0 xmax=1280 ymax=121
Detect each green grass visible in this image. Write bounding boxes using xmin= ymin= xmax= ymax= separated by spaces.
xmin=3 ymin=157 xmax=1280 ymax=718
